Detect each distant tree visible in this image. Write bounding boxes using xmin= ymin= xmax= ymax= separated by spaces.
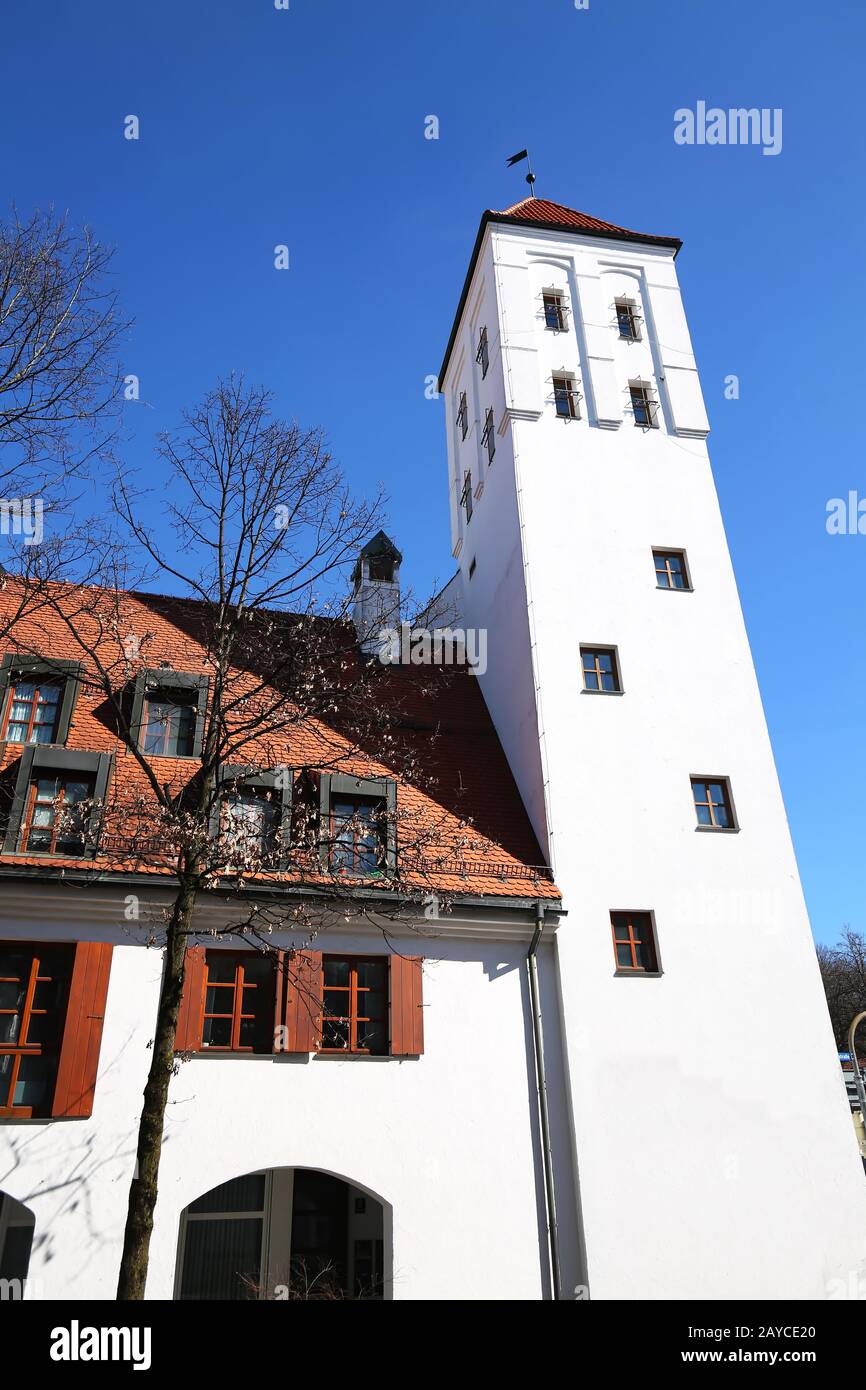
xmin=817 ymin=927 xmax=866 ymax=1053
xmin=0 ymin=205 xmax=129 ymax=494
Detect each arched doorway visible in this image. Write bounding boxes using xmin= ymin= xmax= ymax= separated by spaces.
xmin=0 ymin=1191 xmax=35 ymax=1291
xmin=175 ymin=1168 xmax=387 ymax=1300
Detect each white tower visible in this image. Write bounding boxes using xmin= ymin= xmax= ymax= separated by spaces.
xmin=438 ymin=196 xmax=866 ymax=1299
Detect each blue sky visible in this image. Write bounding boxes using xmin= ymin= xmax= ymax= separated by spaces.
xmin=2 ymin=0 xmax=863 ymax=944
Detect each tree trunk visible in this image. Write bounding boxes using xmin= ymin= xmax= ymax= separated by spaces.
xmin=116 ymin=878 xmax=197 ymax=1300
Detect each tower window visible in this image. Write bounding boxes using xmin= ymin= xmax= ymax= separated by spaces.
xmin=481 ymin=408 xmax=495 ymax=463
xmin=552 ymin=375 xmax=579 ymax=420
xmin=580 ymin=646 xmax=621 ymax=694
xmin=610 ymin=912 xmax=659 ymax=974
xmin=653 ymin=549 xmax=691 ymax=590
xmin=367 ymin=555 xmax=394 ymax=583
xmin=629 ymin=382 xmax=657 ymax=428
xmin=456 ymin=391 xmax=469 ymax=441
xmin=461 ymin=471 xmax=473 ymax=524
xmin=543 ymin=292 xmax=566 ymax=332
xmin=691 ymin=778 xmax=737 ymax=831
xmin=476 ymin=327 xmax=489 ymax=379
xmin=615 ymin=299 xmax=641 ymax=341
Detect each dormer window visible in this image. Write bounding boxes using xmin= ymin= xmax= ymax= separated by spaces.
xmin=615 ymin=299 xmax=641 ymax=341
xmin=2 ymin=747 xmax=114 ymax=857
xmin=131 ymin=671 xmax=209 ymax=759
xmin=481 ymin=408 xmax=495 ymax=463
xmin=476 ymin=326 xmax=489 ymax=379
xmin=0 ymin=657 xmax=83 ymax=748
xmin=456 ymin=392 xmax=469 ymax=441
xmin=318 ymin=774 xmax=396 ymax=878
xmin=543 ymin=292 xmax=567 ymax=332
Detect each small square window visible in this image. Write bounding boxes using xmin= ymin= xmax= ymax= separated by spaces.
xmin=653 ymin=549 xmax=691 ymax=590
xmin=476 ymin=327 xmax=489 ymax=379
xmin=330 ymin=795 xmax=387 ymax=876
xmin=691 ymin=777 xmax=737 ymax=831
xmin=481 ymin=408 xmax=495 ymax=463
xmin=456 ymin=391 xmax=469 ymax=441
xmin=461 ymin=470 xmax=473 ymax=524
xmin=615 ymin=299 xmax=640 ymax=341
xmin=581 ymin=646 xmax=621 ymax=694
xmin=552 ymin=375 xmax=579 ymax=420
xmin=630 ymin=382 xmax=657 ymax=428
xmin=610 ymin=911 xmax=659 ymax=973
xmin=543 ymin=292 xmax=566 ymax=332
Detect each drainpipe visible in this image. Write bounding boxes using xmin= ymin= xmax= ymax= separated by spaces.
xmin=528 ymin=901 xmax=561 ymax=1299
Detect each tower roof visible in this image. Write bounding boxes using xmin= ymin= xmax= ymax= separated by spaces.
xmin=438 ymin=196 xmax=682 ymax=389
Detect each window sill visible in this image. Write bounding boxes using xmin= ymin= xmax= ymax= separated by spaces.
xmin=656 ymin=585 xmax=693 ymax=593
xmin=314 ymin=1051 xmax=396 ymax=1062
xmin=581 ymin=688 xmax=625 ymax=696
xmin=614 ymin=969 xmax=663 ymax=979
xmin=695 ymin=825 xmax=740 ymax=834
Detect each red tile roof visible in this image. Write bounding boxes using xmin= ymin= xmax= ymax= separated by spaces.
xmin=0 ymin=582 xmax=560 ymax=903
xmin=438 ymin=196 xmax=682 ymax=388
xmin=496 ymin=196 xmax=681 ymax=245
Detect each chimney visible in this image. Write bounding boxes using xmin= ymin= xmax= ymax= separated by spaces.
xmin=352 ymin=531 xmax=402 ymax=656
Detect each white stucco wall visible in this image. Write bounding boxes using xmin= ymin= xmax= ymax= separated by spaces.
xmin=441 ymin=220 xmax=866 ymax=1299
xmin=0 ymin=902 xmax=573 ymax=1301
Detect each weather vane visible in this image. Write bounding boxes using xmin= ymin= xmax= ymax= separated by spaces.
xmin=506 ymin=148 xmax=537 ymax=193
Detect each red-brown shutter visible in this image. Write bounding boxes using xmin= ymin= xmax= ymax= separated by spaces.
xmin=52 ymin=941 xmax=114 ymax=1118
xmin=390 ymin=955 xmax=424 ymax=1056
xmin=174 ymin=946 xmax=207 ymax=1052
xmin=283 ymin=950 xmax=323 ymax=1053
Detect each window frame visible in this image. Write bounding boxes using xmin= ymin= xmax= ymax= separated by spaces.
xmin=542 ymin=291 xmax=567 ymax=332
xmin=3 ymin=746 xmax=114 ymax=857
xmin=212 ymin=766 xmax=294 ymax=867
xmin=580 ymin=645 xmax=623 ymax=695
xmin=0 ymin=942 xmax=75 ymax=1118
xmin=552 ymin=374 xmax=580 ymax=420
xmin=481 ymin=407 xmax=495 ymax=464
xmin=690 ymin=776 xmax=739 ymax=833
xmin=629 ymin=380 xmax=658 ymax=429
xmin=476 ymin=326 xmax=489 ymax=379
xmin=318 ymin=773 xmax=397 ymax=877
xmin=615 ymin=298 xmax=641 ymax=342
xmin=200 ymin=950 xmax=278 ymax=1054
xmin=653 ymin=548 xmax=692 ymax=591
xmin=130 ymin=670 xmax=209 ymax=760
xmin=460 ymin=470 xmax=473 ymax=525
xmin=610 ymin=910 xmax=661 ymax=976
xmin=0 ymin=656 xmax=83 ymax=748
xmin=456 ymin=391 xmax=469 ymax=442
xmin=321 ymin=954 xmax=389 ymax=1056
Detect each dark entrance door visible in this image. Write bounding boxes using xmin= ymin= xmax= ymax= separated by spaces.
xmin=289 ymin=1169 xmax=349 ymax=1298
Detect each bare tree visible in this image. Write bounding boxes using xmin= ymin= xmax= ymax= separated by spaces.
xmin=11 ymin=378 xmax=483 ymax=1299
xmin=0 ymin=205 xmax=129 ymax=494
xmin=817 ymin=927 xmax=866 ymax=1052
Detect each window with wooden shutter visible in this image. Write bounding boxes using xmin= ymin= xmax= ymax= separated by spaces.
xmin=283 ymin=951 xmax=323 ymax=1053
xmin=51 ymin=941 xmax=114 ymax=1118
xmin=390 ymin=955 xmax=424 ymax=1057
xmin=174 ymin=947 xmax=208 ymax=1052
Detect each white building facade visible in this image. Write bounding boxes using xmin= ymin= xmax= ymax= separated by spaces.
xmin=0 ymin=196 xmax=863 ymax=1302
xmin=437 ymin=196 xmax=866 ymax=1299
